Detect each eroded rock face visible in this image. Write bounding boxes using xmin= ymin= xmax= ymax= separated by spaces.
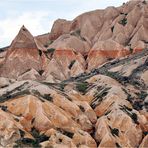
xmin=0 ymin=48 xmax=147 ymax=147
xmin=0 ymin=26 xmax=45 ymax=79
xmin=0 ymin=1 xmax=148 ymax=147
xmin=45 ymin=48 xmax=86 ymax=81
xmin=1 ymin=1 xmax=148 ymax=81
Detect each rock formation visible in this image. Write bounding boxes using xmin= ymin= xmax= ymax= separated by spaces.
xmin=0 ymin=0 xmax=147 ymax=147
xmin=0 ymin=26 xmax=45 ymax=79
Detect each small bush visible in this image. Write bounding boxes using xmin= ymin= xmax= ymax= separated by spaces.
xmin=57 ymin=128 xmax=74 ymax=138
xmin=43 ymin=94 xmax=53 ymax=102
xmin=129 ymin=47 xmax=133 ymax=53
xmin=47 ymin=48 xmax=55 ymax=53
xmin=14 ymin=127 xmax=49 ymax=148
xmin=137 ymin=91 xmax=147 ymax=100
xmin=109 ymin=126 xmax=119 ymax=137
xmin=68 ymin=60 xmax=76 ymax=69
xmin=76 ymin=82 xmax=89 ymax=94
xmin=59 ymin=83 xmax=67 ymax=91
xmin=120 ymin=105 xmax=138 ymax=124
xmin=119 ymin=18 xmax=127 ymax=26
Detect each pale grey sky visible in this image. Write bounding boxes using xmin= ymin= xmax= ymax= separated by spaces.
xmin=0 ymin=0 xmax=129 ymax=47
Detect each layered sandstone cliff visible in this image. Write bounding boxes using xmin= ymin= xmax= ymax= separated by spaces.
xmin=0 ymin=0 xmax=148 ymax=81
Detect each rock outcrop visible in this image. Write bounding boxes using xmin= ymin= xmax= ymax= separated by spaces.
xmin=0 ymin=48 xmax=147 ymax=147
xmin=1 ymin=1 xmax=148 ymax=81
xmin=0 ymin=26 xmax=45 ymax=79
xmin=0 ymin=0 xmax=148 ymax=147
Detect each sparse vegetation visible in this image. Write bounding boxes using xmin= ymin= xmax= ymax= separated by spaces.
xmin=129 ymin=47 xmax=133 ymax=54
xmin=57 ymin=128 xmax=74 ymax=138
xmin=43 ymin=94 xmax=53 ymax=102
xmin=59 ymin=83 xmax=67 ymax=91
xmin=109 ymin=126 xmax=119 ymax=137
xmin=119 ymin=18 xmax=127 ymax=26
xmin=46 ymin=48 xmax=55 ymax=53
xmin=68 ymin=60 xmax=76 ymax=69
xmin=91 ymin=87 xmax=110 ymax=109
xmin=76 ymin=82 xmax=89 ymax=94
xmin=136 ymin=91 xmax=147 ymax=100
xmin=120 ymin=105 xmax=138 ymax=124
xmin=14 ymin=128 xmax=49 ymax=148
xmin=105 ymin=71 xmax=129 ymax=84
xmin=70 ymin=29 xmax=87 ymax=41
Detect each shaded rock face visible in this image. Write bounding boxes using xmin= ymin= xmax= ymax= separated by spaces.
xmin=0 ymin=26 xmax=44 ymax=79
xmin=0 ymin=49 xmax=147 ymax=147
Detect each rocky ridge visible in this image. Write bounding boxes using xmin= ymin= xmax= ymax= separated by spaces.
xmin=0 ymin=0 xmax=147 ymax=147
xmin=0 ymin=0 xmax=148 ymax=81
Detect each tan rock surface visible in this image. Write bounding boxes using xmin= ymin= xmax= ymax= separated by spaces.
xmin=0 ymin=1 xmax=148 ymax=147
xmin=0 ymin=26 xmax=45 ymax=79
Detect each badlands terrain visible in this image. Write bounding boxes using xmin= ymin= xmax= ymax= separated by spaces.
xmin=0 ymin=0 xmax=148 ymax=147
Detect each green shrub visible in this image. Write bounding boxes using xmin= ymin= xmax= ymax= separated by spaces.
xmin=120 ymin=105 xmax=138 ymax=124
xmin=129 ymin=47 xmax=133 ymax=53
xmin=14 ymin=128 xmax=49 ymax=148
xmin=47 ymin=48 xmax=55 ymax=53
xmin=68 ymin=60 xmax=76 ymax=69
xmin=76 ymin=82 xmax=89 ymax=94
xmin=57 ymin=128 xmax=74 ymax=138
xmin=43 ymin=94 xmax=53 ymax=102
xmin=119 ymin=18 xmax=127 ymax=26
xmin=109 ymin=126 xmax=119 ymax=137
xmin=59 ymin=83 xmax=67 ymax=91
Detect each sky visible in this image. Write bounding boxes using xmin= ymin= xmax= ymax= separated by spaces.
xmin=0 ymin=0 xmax=129 ymax=48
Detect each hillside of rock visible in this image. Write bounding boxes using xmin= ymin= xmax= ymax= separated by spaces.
xmin=0 ymin=0 xmax=147 ymax=147
xmin=0 ymin=0 xmax=148 ymax=81
xmin=0 ymin=48 xmax=147 ymax=147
